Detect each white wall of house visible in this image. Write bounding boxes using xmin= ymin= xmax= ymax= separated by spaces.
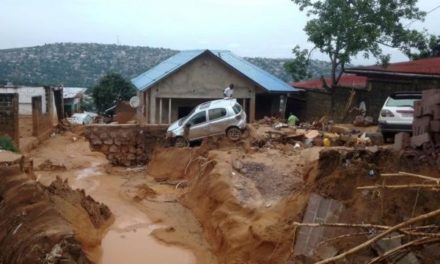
xmin=0 ymin=87 xmax=57 ymax=121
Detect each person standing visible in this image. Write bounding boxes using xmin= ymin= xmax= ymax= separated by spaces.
xmin=287 ymin=112 xmax=299 ymax=126
xmin=223 ymin=83 xmax=234 ymax=98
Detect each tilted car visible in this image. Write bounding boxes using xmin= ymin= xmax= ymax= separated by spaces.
xmin=166 ymin=99 xmax=247 ymax=147
xmin=378 ymin=91 xmax=421 ymax=137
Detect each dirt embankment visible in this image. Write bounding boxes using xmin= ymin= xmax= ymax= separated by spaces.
xmin=138 ymin=141 xmax=314 ymax=264
xmin=0 ymin=167 xmax=113 ymax=264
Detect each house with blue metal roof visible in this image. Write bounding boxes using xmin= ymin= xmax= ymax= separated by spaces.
xmin=131 ymin=49 xmax=300 ymax=124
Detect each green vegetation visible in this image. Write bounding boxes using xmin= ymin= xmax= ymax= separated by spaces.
xmin=292 ymin=0 xmax=427 ymax=112
xmin=292 ymin=0 xmax=426 ymax=83
xmin=92 ymin=73 xmax=136 ymax=113
xmin=284 ymin=46 xmax=312 ymax=82
xmin=0 ymin=43 xmax=177 ymax=87
xmin=407 ymin=35 xmax=440 ymax=59
xmin=0 ymin=136 xmax=18 ymax=153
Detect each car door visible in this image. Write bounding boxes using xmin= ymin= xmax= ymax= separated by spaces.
xmin=208 ymin=108 xmax=229 ymax=135
xmin=186 ymin=110 xmax=208 ymax=140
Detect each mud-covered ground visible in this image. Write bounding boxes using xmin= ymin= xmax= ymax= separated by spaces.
xmin=28 ymin=131 xmax=198 ymax=264
xmin=3 ymin=123 xmax=440 ymax=264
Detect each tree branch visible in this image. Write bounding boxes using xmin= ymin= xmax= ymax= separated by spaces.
xmin=357 ymin=184 xmax=440 ymax=191
xmin=367 ymin=237 xmax=440 ymax=264
xmin=316 ymin=209 xmax=440 ymax=264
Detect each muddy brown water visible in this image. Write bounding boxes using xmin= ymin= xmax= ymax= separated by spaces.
xmin=36 ymin=160 xmax=196 ymax=264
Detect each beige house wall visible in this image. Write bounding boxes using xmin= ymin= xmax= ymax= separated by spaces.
xmin=137 ymin=53 xmax=261 ymax=124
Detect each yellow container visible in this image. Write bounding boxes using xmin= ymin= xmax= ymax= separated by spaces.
xmin=323 ymin=137 xmax=331 ymax=147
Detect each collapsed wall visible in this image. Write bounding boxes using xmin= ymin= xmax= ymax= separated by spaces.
xmin=0 ymin=167 xmax=113 ymax=264
xmin=84 ymin=124 xmax=167 ymax=166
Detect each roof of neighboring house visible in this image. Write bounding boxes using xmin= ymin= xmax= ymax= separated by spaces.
xmin=291 ymin=75 xmax=368 ymax=91
xmin=131 ymin=49 xmax=300 ymax=93
xmin=345 ymin=57 xmax=440 ymax=77
xmin=63 ymin=87 xmax=87 ymax=99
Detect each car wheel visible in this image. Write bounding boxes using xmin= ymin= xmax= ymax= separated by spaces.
xmin=226 ymin=127 xmax=242 ymax=141
xmin=174 ymin=137 xmax=188 ymax=148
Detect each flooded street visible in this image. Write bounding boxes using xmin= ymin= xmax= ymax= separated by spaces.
xmin=32 ymin=133 xmax=196 ymax=264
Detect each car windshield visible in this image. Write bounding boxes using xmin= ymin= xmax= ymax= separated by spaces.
xmin=386 ymin=97 xmax=419 ymax=108
xmin=232 ymin=103 xmax=242 ymax=114
xmin=179 ymin=107 xmax=198 ymax=126
xmin=178 ymin=117 xmax=186 ymax=126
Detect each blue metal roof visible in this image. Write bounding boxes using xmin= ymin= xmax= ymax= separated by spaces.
xmin=131 ymin=49 xmax=300 ymax=93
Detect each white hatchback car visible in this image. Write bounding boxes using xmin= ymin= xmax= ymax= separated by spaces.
xmin=166 ymin=99 xmax=247 ymax=147
xmin=378 ymin=92 xmax=421 ymax=137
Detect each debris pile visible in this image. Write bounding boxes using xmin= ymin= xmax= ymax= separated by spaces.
xmin=353 ymin=115 xmax=374 ymax=127
xmin=248 ymin=121 xmax=381 ymax=150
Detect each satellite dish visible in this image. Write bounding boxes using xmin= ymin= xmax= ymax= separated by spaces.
xmin=129 ymin=96 xmax=140 ymax=108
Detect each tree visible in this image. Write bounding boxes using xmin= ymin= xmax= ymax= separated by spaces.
xmin=406 ymin=35 xmax=440 ymax=59
xmin=291 ymin=0 xmax=426 ymax=113
xmin=284 ymin=45 xmax=312 ymax=82
xmin=92 ymin=73 xmax=136 ymax=113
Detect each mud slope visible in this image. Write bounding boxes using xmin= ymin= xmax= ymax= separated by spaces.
xmin=170 ymin=147 xmax=313 ymax=264
xmin=0 ymin=167 xmax=112 ymax=264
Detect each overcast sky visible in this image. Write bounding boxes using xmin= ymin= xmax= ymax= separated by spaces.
xmin=1 ymin=0 xmax=439 ymax=65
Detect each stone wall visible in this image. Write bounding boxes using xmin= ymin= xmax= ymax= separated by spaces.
xmin=84 ymin=124 xmax=167 ymax=166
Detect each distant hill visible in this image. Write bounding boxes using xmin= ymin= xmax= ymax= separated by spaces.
xmin=245 ymin=57 xmax=333 ymax=83
xmin=0 ymin=43 xmax=332 ymax=87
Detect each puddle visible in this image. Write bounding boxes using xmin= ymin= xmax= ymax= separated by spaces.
xmin=38 ymin=163 xmax=197 ymax=264
xmin=100 ymin=227 xmax=195 ymax=264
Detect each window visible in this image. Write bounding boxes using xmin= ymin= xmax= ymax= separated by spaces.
xmin=188 ymin=111 xmax=206 ymax=125
xmin=386 ymin=98 xmax=420 ymax=107
xmin=232 ymin=104 xmax=242 ymax=114
xmin=209 ymin=108 xmax=227 ymax=121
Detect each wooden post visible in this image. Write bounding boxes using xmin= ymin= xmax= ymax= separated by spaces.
xmin=243 ymin=98 xmax=247 ymax=113
xmin=159 ymin=98 xmax=163 ymax=124
xmin=250 ymin=93 xmax=256 ymax=122
xmin=168 ymin=98 xmax=172 ymax=124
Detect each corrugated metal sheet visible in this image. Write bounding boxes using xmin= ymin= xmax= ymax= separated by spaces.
xmin=131 ymin=49 xmax=300 ymax=93
xmin=293 ymin=75 xmax=367 ymax=90
xmin=63 ymin=87 xmax=87 ymax=99
xmin=346 ymin=57 xmax=440 ymax=75
xmin=131 ymin=50 xmax=205 ymax=91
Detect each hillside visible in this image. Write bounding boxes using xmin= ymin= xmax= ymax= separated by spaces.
xmin=0 ymin=43 xmax=332 ymax=87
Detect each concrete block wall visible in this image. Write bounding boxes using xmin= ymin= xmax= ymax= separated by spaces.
xmin=411 ymin=89 xmax=440 ymax=148
xmin=85 ymin=124 xmax=167 ymax=166
xmin=0 ymin=93 xmax=19 ymax=147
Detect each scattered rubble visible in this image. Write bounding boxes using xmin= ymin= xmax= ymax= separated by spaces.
xmin=353 ymin=115 xmax=374 ymax=127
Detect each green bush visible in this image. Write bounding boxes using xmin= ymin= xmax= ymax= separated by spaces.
xmin=0 ymin=136 xmax=18 ymax=153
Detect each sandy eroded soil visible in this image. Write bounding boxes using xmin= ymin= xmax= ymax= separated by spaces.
xmin=29 ymin=131 xmax=199 ymax=264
